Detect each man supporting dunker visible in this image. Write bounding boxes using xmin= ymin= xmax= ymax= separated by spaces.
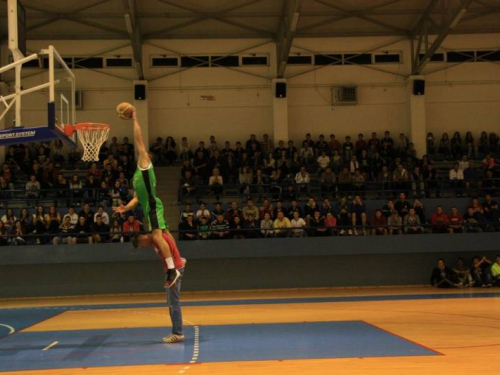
xmin=114 ymin=107 xmax=180 ymax=287
xmin=133 ymin=232 xmax=186 ymax=343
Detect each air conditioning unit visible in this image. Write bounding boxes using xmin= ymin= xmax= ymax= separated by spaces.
xmin=75 ymin=90 xmax=83 ymax=109
xmin=331 ymin=86 xmax=358 ymax=105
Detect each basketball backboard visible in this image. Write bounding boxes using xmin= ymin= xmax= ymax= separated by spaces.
xmin=0 ymin=45 xmax=77 ymax=147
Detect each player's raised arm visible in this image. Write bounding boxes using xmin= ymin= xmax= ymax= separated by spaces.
xmin=131 ymin=108 xmax=151 ymax=170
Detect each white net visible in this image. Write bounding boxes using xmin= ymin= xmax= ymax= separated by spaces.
xmin=75 ymin=123 xmax=110 ymax=162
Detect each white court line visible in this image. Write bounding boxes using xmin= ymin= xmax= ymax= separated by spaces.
xmin=0 ymin=323 xmax=15 ymax=335
xmin=42 ymin=341 xmax=59 ymax=351
xmin=179 ymin=326 xmax=199 ymax=374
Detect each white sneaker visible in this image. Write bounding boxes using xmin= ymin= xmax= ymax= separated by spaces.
xmin=162 ymin=334 xmax=185 ymax=343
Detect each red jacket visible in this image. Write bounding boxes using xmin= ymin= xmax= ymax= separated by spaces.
xmin=152 ymin=233 xmax=185 ymax=271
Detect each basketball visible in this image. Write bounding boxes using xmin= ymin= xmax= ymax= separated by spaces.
xmin=116 ymin=102 xmax=135 ymax=120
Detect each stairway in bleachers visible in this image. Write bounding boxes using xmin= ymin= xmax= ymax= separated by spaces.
xmin=154 ymin=166 xmax=182 ymax=230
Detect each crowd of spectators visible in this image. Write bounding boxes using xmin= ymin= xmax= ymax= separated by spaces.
xmin=431 ymin=255 xmax=500 ymax=288
xmin=177 ymin=194 xmax=500 ymax=240
xmin=176 ymin=131 xmax=500 ymax=201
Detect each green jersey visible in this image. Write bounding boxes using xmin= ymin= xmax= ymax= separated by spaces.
xmin=132 ymin=163 xmax=167 ymax=230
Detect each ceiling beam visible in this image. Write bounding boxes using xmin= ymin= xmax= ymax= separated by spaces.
xmin=412 ymin=0 xmax=474 ymax=75
xmin=122 ymin=0 xmax=144 ymax=79
xmin=314 ymin=0 xmax=409 ymax=34
xmin=276 ymin=0 xmax=303 ymax=78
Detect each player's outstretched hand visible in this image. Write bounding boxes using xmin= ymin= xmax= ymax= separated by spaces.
xmin=113 ymin=205 xmax=127 ymax=214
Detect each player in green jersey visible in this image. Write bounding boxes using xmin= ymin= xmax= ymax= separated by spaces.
xmin=113 ymin=107 xmax=180 ymax=288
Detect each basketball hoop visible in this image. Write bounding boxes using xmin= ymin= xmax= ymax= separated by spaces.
xmin=65 ymin=123 xmax=110 ymax=162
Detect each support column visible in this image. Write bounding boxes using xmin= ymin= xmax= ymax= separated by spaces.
xmin=0 ymin=82 xmax=9 ymax=162
xmin=407 ymin=75 xmax=427 ymax=157
xmin=272 ymin=79 xmax=289 ymax=144
xmin=132 ymin=80 xmax=149 ymax=150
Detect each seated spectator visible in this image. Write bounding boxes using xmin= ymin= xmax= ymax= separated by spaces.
xmin=395 ymin=193 xmax=410 ymax=218
xmin=453 ymin=257 xmax=473 ymax=287
xmin=239 ymin=166 xmax=253 ymax=194
xmin=211 ymin=214 xmax=230 ymax=239
xmin=431 ymin=205 xmax=449 ymax=233
xmin=308 ymin=211 xmax=326 ymax=237
xmin=260 ymin=212 xmax=274 ymax=238
xmin=110 ymin=220 xmax=123 ymax=243
xmin=195 ymin=202 xmax=211 ymax=222
xmin=92 ymin=214 xmax=110 ymax=243
xmin=198 ymin=217 xmax=210 ymax=240
xmin=471 ymin=255 xmax=493 ymax=287
xmin=243 ymin=213 xmax=259 ymax=238
xmin=287 ymin=200 xmax=303 ymax=220
xmin=243 ymin=199 xmax=259 ymax=221
xmin=290 ymin=211 xmax=306 ymax=237
xmin=64 ymin=206 xmax=78 ymax=226
xmin=448 ymin=206 xmax=464 ymax=233
xmin=87 ymin=162 xmax=102 ymax=180
xmin=123 ymin=215 xmax=140 ymax=242
xmin=53 ymin=216 xmax=75 ymax=245
xmin=259 ymin=199 xmax=274 ymax=220
xmin=226 ymin=201 xmax=243 ymax=223
xmin=350 ymin=195 xmax=367 ymax=235
xmin=211 ymin=202 xmax=225 ymax=220
xmin=18 ymin=208 xmax=31 ymax=233
xmin=387 ymin=210 xmax=402 ymax=235
xmin=392 ymin=164 xmax=410 ymax=193
xmin=179 ymin=203 xmax=194 ymax=224
xmin=430 ymin=259 xmax=457 ymax=288
xmin=11 ymin=220 xmax=26 ymax=246
xmin=320 ymin=167 xmax=336 ymax=197
xmin=103 ymin=154 xmax=118 ymax=170
xmin=1 ymin=208 xmax=16 ymax=230
xmin=463 ymin=207 xmax=484 ymax=233
xmin=324 ymin=212 xmax=337 ymax=236
xmin=352 ymin=169 xmax=365 ymax=195
xmin=463 ymin=161 xmax=482 ymax=194
xmin=79 ymin=203 xmax=95 ymax=226
xmin=410 ymin=166 xmax=425 ymax=198
xmin=337 ymin=167 xmax=352 ymax=196
xmin=295 ymin=167 xmax=311 ymax=195
xmin=208 ymin=168 xmax=223 ymax=198
xmin=317 ymin=151 xmax=331 ymax=174
xmin=230 ymin=216 xmax=245 ymax=239
xmin=72 ymin=216 xmax=92 ymax=244
xmin=273 ymin=211 xmax=292 ymax=238
xmin=178 ymin=215 xmax=197 ymax=241
xmin=337 ymin=205 xmax=353 ymax=236
xmin=449 ymin=163 xmax=464 ymax=196
xmin=482 ymin=194 xmax=499 ymax=231
xmin=98 ymin=181 xmax=111 ymax=206
xmin=0 ymin=221 xmax=8 ymax=246
xmin=165 ymin=137 xmax=177 ymax=165
xmin=483 ymin=170 xmax=499 ymax=196
xmin=110 ymin=181 xmax=128 ymax=207
xmin=180 ymin=170 xmax=198 ymax=197
xmin=150 ymin=137 xmax=166 ymax=165
xmin=32 ymin=205 xmax=49 ymax=244
xmin=26 ymin=175 xmax=41 ymax=201
xmin=492 ymin=255 xmax=500 ymax=286
xmin=69 ymin=175 xmax=84 ymax=206
xmin=371 ymin=209 xmax=387 ymax=236
xmin=404 ymin=208 xmax=423 ymax=234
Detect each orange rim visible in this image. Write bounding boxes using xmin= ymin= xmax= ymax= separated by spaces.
xmin=64 ymin=123 xmax=110 ymax=137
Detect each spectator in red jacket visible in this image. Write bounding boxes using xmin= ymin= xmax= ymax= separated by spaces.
xmin=448 ymin=206 xmax=464 ymax=233
xmin=431 ymin=205 xmax=449 ymax=233
xmin=123 ymin=214 xmax=141 ymax=242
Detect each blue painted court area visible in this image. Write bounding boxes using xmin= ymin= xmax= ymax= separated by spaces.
xmin=0 ymin=321 xmax=438 ymax=372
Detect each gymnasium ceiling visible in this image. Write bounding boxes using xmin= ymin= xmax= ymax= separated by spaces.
xmin=1 ymin=0 xmax=500 ymax=41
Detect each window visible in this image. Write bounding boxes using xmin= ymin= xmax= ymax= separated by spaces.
xmin=151 ymin=57 xmax=179 ymax=67
xmin=241 ymin=56 xmax=268 ymax=66
xmin=23 ymin=58 xmax=41 ymax=68
xmin=476 ymin=50 xmax=500 ymax=62
xmin=210 ymin=56 xmax=239 ymax=67
xmin=344 ymin=53 xmax=372 ymax=65
xmin=181 ymin=56 xmax=209 ymax=67
xmin=418 ymin=53 xmax=445 ymax=62
xmin=446 ymin=51 xmax=474 ymax=63
xmin=106 ymin=58 xmax=133 ymax=67
xmin=287 ymin=55 xmax=313 ymax=65
xmin=374 ymin=53 xmax=401 ymax=63
xmin=73 ymin=57 xmax=104 ymax=69
xmin=314 ymin=54 xmax=342 ymax=65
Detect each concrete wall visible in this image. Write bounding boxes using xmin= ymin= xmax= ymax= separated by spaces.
xmin=1 ymin=33 xmax=500 ymax=150
xmin=1 ymin=233 xmax=499 ymax=298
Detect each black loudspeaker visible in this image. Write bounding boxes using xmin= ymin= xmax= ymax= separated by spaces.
xmin=413 ymin=79 xmax=425 ymax=95
xmin=275 ymin=82 xmax=287 ymax=98
xmin=134 ymin=84 xmax=146 ymax=100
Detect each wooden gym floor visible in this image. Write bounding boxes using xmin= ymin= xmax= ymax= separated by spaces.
xmin=1 ymin=287 xmax=500 ymax=375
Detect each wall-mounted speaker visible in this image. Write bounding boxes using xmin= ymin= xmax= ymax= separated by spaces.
xmin=413 ymin=79 xmax=425 ymax=95
xmin=134 ymin=84 xmax=146 ymax=100
xmin=275 ymin=82 xmax=287 ymax=98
